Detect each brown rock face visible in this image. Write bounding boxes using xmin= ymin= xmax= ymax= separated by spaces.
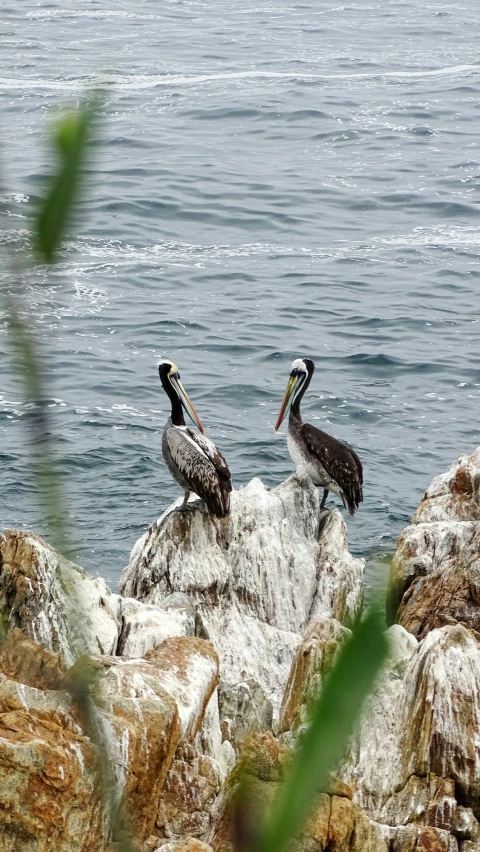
xmin=156 ymin=744 xmax=222 ymax=840
xmin=0 ymin=627 xmax=66 ymax=690
xmin=210 ymin=731 xmax=371 ymax=852
xmin=0 ymin=624 xmax=219 ymax=850
xmin=0 ymin=668 xmax=105 ymax=851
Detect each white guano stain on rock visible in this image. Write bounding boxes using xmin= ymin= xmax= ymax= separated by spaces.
xmin=120 ymin=474 xmax=364 ymax=715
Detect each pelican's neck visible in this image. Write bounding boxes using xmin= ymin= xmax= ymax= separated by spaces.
xmin=289 ymin=402 xmax=303 ymax=429
xmin=289 ymin=369 xmax=311 ymax=426
xmin=161 ymin=378 xmax=185 ymax=427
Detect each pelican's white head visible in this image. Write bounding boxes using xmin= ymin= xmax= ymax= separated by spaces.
xmin=158 ymin=359 xmax=204 ymax=433
xmin=275 ymin=357 xmax=315 ymax=430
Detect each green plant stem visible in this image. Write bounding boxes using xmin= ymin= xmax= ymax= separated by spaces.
xmin=256 ymin=607 xmax=389 ymax=852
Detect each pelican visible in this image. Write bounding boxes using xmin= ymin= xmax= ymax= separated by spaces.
xmin=158 ymin=359 xmax=232 ymax=518
xmin=275 ymin=358 xmax=363 ymax=515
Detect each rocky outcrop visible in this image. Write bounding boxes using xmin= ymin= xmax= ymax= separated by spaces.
xmin=0 ymin=474 xmax=363 ymax=850
xmin=351 ymin=447 xmax=480 ymax=850
xmin=120 ymin=474 xmax=364 ymax=716
xmin=341 ymin=622 xmax=480 ymax=849
xmin=0 ymin=531 xmax=215 ymax=671
xmin=388 ymin=447 xmax=480 ymax=637
xmin=3 ymin=453 xmax=480 ymax=852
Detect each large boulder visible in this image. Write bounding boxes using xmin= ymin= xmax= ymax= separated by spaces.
xmin=0 ymin=531 xmax=121 ymax=664
xmin=0 ymin=531 xmax=206 ymax=667
xmin=0 ymin=629 xmax=219 ymax=851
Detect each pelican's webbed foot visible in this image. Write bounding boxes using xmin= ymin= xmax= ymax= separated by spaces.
xmin=178 ymin=491 xmax=206 ymax=514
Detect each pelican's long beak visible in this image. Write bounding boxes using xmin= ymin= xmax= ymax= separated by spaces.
xmin=171 ymin=375 xmax=205 ymax=433
xmin=275 ymin=375 xmax=298 ymax=431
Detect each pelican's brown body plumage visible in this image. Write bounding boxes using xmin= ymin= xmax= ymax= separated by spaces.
xmin=276 ymin=358 xmax=363 ymax=515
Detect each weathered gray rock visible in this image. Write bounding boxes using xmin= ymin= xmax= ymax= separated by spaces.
xmin=218 ymin=679 xmax=273 ymax=752
xmin=341 ymin=623 xmax=480 ymax=823
xmin=120 ymin=474 xmax=364 ymax=715
xmin=0 ymin=531 xmax=209 ymax=668
xmin=335 ymin=449 xmax=480 ymax=851
xmin=117 ymin=594 xmax=198 ymax=658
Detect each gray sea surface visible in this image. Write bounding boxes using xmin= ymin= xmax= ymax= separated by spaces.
xmin=1 ymin=1 xmax=480 ymax=591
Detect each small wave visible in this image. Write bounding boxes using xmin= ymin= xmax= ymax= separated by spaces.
xmin=1 ymin=64 xmax=479 ymax=93
xmin=0 ymin=193 xmax=29 ymax=204
xmin=27 ymin=10 xmax=159 ymax=19
xmin=376 ymin=225 xmax=480 ymax=248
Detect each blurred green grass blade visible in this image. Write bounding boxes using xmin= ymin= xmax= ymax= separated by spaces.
xmin=257 ymin=607 xmax=388 ymax=852
xmin=6 ymin=295 xmax=72 ymax=558
xmin=35 ymin=98 xmax=97 ymax=263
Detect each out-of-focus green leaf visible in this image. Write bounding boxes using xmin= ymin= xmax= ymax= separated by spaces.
xmin=5 ymin=99 xmax=135 ymax=851
xmin=35 ymin=97 xmax=98 ymax=263
xmin=257 ymin=607 xmax=388 ymax=852
xmin=5 ymin=295 xmax=72 ymax=559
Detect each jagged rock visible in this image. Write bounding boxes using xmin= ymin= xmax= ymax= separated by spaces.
xmin=7 ymin=452 xmax=480 ymax=852
xmin=279 ymin=617 xmax=350 ymax=733
xmin=209 ymin=731 xmax=372 ymax=852
xmin=0 ymin=530 xmax=121 ymax=664
xmin=0 ymin=531 xmax=211 ymax=671
xmin=388 ymin=448 xmax=480 ymax=638
xmin=341 ymin=623 xmax=480 ymax=842
xmin=120 ymin=475 xmax=364 ymax=714
xmin=412 ymin=448 xmax=480 ymax=524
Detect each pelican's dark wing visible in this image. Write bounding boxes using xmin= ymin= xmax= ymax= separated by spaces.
xmin=165 ymin=425 xmax=231 ymax=517
xmin=301 ymin=423 xmax=363 ymax=515
xmin=186 ymin=427 xmax=232 ymax=508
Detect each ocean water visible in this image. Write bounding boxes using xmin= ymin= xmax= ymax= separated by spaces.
xmin=1 ymin=1 xmax=480 ymax=591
